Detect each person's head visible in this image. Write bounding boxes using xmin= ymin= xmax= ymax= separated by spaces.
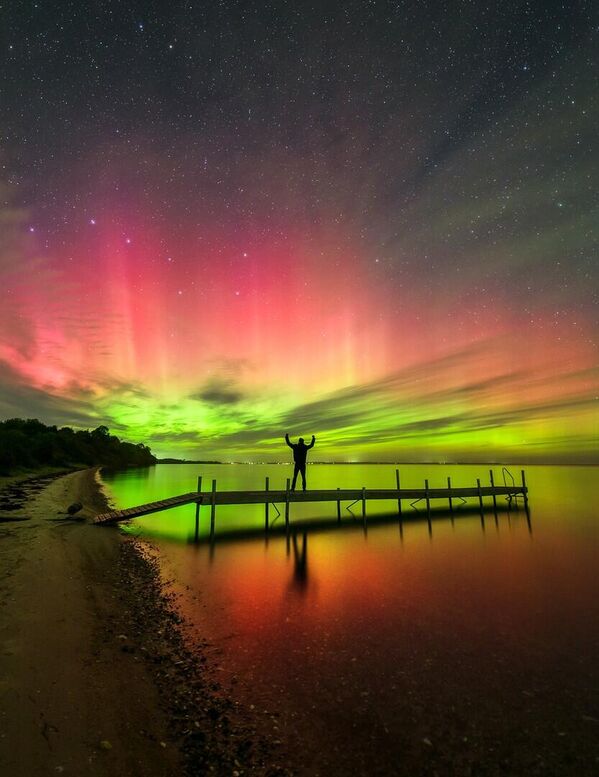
xmin=299 ymin=437 xmax=305 ymax=444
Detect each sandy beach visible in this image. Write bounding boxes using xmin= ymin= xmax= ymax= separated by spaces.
xmin=0 ymin=469 xmax=283 ymax=777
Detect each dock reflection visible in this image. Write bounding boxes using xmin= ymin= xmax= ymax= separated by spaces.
xmin=185 ymin=501 xmax=532 ymax=553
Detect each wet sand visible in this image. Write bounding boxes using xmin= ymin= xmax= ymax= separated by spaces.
xmin=0 ymin=468 xmax=285 ymax=776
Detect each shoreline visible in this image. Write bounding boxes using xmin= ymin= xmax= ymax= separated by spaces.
xmin=0 ymin=467 xmax=287 ymax=776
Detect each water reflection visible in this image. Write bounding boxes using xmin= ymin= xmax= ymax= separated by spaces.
xmin=179 ymin=503 xmax=533 ymax=560
xmin=289 ymin=531 xmax=309 ymax=594
xmin=103 ymin=464 xmax=596 ymax=776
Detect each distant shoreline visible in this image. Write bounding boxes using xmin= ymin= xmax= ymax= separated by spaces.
xmin=156 ymin=458 xmax=223 ymax=464
xmin=153 ymin=459 xmax=598 ymax=467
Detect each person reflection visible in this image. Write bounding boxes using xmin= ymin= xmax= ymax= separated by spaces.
xmin=290 ymin=530 xmax=309 ymax=593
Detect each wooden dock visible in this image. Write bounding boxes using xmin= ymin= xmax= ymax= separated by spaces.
xmin=94 ymin=469 xmax=529 ymax=537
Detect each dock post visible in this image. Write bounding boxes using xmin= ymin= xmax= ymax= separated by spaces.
xmin=210 ymin=479 xmax=216 ymax=540
xmin=424 ymin=479 xmax=432 ymax=536
xmin=361 ymin=487 xmax=366 ymax=521
xmin=285 ymin=478 xmax=290 ymax=529
xmin=395 ymin=469 xmax=402 ymax=517
xmin=194 ymin=475 xmax=202 ymax=541
xmin=447 ymin=476 xmax=453 ymax=515
xmin=336 ymin=487 xmax=341 ymax=522
xmin=521 ymin=470 xmax=529 ymax=509
xmin=489 ymin=470 xmax=498 ymax=513
xmin=476 ymin=478 xmax=484 ymax=518
xmin=265 ymin=476 xmax=270 ymax=531
xmin=522 ymin=469 xmax=532 ymax=532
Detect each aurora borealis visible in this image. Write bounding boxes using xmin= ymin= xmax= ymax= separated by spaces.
xmin=1 ymin=2 xmax=597 ymax=462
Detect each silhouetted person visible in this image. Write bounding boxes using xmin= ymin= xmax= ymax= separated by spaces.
xmin=285 ymin=433 xmax=315 ymax=491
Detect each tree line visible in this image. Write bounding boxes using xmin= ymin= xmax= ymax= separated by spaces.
xmin=0 ymin=418 xmax=156 ymax=474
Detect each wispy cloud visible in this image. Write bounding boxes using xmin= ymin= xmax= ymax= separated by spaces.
xmin=0 ymin=359 xmax=100 ymax=427
xmin=198 ymin=339 xmax=599 ymax=462
xmin=190 ymin=375 xmax=246 ymax=405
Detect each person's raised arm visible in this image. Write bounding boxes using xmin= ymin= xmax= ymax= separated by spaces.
xmin=307 ymin=435 xmax=315 ymax=449
xmin=285 ymin=433 xmax=293 ymax=448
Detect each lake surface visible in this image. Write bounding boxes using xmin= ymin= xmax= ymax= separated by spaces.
xmin=101 ymin=464 xmax=599 ymax=775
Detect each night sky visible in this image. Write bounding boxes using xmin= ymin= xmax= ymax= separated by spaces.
xmin=1 ymin=1 xmax=597 ymax=462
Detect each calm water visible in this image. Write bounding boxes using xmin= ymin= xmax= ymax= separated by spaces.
xmin=102 ymin=464 xmax=599 ymax=774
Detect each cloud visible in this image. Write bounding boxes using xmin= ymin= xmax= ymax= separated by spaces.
xmin=93 ymin=377 xmax=151 ymax=399
xmin=0 ymin=359 xmax=100 ymax=428
xmin=193 ymin=338 xmax=599 ymax=462
xmin=148 ymin=430 xmax=203 ymax=443
xmin=190 ymin=375 xmax=246 ymax=405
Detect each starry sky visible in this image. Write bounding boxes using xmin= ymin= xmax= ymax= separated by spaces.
xmin=1 ymin=1 xmax=597 ymax=463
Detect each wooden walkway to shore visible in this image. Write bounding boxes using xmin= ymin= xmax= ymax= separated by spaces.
xmin=94 ymin=469 xmax=529 ymax=538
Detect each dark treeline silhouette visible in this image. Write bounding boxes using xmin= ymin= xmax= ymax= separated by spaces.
xmin=0 ymin=418 xmax=156 ymax=474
